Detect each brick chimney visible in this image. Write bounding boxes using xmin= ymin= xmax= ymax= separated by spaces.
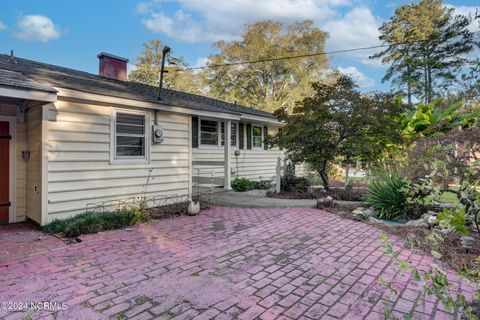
xmin=97 ymin=52 xmax=129 ymax=81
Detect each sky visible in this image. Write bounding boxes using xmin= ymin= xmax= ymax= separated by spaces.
xmin=0 ymin=0 xmax=479 ymax=92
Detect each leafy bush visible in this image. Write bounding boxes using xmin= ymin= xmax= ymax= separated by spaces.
xmin=281 ymin=174 xmax=310 ymax=193
xmin=44 ymin=208 xmax=148 ymax=237
xmin=231 ymin=178 xmax=256 ymax=192
xmin=325 ymin=187 xmax=366 ymax=201
xmin=253 ymin=180 xmax=273 ymax=190
xmin=364 ymin=173 xmax=411 ymax=220
xmin=231 ymin=178 xmax=273 ymax=191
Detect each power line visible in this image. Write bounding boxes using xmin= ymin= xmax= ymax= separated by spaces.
xmin=171 ymin=30 xmax=480 ymax=72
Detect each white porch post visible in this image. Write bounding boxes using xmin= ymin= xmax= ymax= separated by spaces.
xmin=224 ymin=119 xmax=232 ymax=190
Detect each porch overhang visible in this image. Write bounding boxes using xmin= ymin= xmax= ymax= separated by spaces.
xmin=0 ymin=86 xmax=57 ymax=104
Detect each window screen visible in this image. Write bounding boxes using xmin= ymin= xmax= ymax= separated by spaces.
xmin=115 ymin=113 xmax=145 ymax=157
xmin=200 ymin=119 xmax=218 ymax=145
xmin=252 ymin=126 xmax=263 ymax=148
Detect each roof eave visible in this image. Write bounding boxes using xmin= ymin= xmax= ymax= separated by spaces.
xmin=0 ymin=85 xmax=57 ymax=103
xmin=56 ymin=87 xmax=243 ymax=120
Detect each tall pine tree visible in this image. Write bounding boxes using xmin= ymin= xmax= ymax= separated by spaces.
xmin=372 ymin=0 xmax=476 ymax=104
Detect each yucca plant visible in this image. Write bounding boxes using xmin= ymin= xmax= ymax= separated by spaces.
xmin=364 ymin=172 xmax=410 ymax=220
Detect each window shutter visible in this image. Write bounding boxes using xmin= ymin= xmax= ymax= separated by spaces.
xmin=246 ymin=124 xmax=252 ymax=149
xmin=192 ymin=116 xmax=198 ymax=148
xmin=263 ymin=126 xmax=268 ymax=150
xmin=239 ymin=123 xmax=245 ymax=149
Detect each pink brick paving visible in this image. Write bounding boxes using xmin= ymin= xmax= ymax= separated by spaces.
xmin=0 ymin=207 xmax=476 ymax=320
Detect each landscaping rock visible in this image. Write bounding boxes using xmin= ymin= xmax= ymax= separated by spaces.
xmin=317 ymin=196 xmax=334 ymax=209
xmin=427 ymin=215 xmax=437 ymax=225
xmin=352 ymin=207 xmax=374 ymax=220
xmin=460 ymin=236 xmax=475 ymax=250
xmin=406 ymin=219 xmax=428 ymax=227
xmin=368 ymin=217 xmax=387 ymax=225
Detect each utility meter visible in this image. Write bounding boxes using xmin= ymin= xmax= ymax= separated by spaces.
xmin=152 ymin=124 xmax=164 ymax=144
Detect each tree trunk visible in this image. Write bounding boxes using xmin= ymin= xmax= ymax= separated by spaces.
xmin=318 ymin=160 xmax=330 ymax=191
xmin=424 ymin=60 xmax=429 ymax=104
xmin=407 ymin=82 xmax=412 ymax=106
xmin=344 ymin=162 xmax=350 ymax=188
xmin=406 ymin=64 xmax=412 ymax=106
xmin=427 ymin=66 xmax=432 ymax=104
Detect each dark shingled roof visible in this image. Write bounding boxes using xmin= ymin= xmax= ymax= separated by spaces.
xmin=0 ymin=68 xmax=56 ymax=93
xmin=0 ymin=54 xmax=275 ymax=119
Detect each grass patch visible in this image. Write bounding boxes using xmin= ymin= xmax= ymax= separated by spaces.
xmin=43 ymin=208 xmax=149 ymax=237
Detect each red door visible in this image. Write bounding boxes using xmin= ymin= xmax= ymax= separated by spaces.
xmin=0 ymin=121 xmax=10 ymax=223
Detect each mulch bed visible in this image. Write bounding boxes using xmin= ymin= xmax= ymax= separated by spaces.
xmin=377 ymin=225 xmax=480 ymax=271
xmin=329 ymin=181 xmax=368 ymax=188
xmin=322 ymin=202 xmax=480 ymax=272
xmin=267 ymin=186 xmax=366 ymax=201
xmin=267 ymin=191 xmax=315 ymax=199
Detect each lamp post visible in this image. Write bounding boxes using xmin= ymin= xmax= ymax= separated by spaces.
xmin=157 ymin=46 xmax=171 ymax=101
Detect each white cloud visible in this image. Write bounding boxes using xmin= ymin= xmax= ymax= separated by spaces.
xmin=138 ymin=1 xmax=381 ymax=66
xmin=142 ymin=9 xmax=206 ymax=43
xmin=15 ymin=15 xmax=63 ymax=42
xmin=321 ymin=7 xmax=382 ymax=66
xmin=0 ymin=21 xmax=6 ymax=30
xmin=138 ymin=0 xmax=358 ymax=43
xmin=337 ymin=66 xmax=375 ymax=88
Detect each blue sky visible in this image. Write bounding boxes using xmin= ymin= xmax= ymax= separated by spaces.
xmin=0 ymin=0 xmax=478 ymax=92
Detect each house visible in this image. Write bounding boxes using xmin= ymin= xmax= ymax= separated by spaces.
xmin=0 ymin=52 xmax=305 ymax=226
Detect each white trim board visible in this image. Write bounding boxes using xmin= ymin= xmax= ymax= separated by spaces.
xmin=0 ymin=115 xmax=17 ymax=223
xmin=0 ymin=86 xmax=57 ymax=103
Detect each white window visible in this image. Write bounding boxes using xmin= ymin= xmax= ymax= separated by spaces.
xmin=198 ymin=118 xmax=238 ymax=148
xmin=199 ymin=119 xmax=219 ymax=146
xmin=221 ymin=122 xmax=238 ymax=147
xmin=252 ymin=125 xmax=263 ymax=148
xmin=111 ymin=109 xmax=150 ymax=164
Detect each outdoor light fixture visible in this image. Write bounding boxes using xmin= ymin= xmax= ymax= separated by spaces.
xmin=157 ymin=46 xmax=171 ymax=100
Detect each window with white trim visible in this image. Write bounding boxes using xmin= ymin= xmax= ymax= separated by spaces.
xmin=221 ymin=122 xmax=238 ymax=147
xmin=199 ymin=119 xmax=219 ymax=146
xmin=111 ymin=109 xmax=149 ymax=163
xmin=252 ymin=125 xmax=263 ymax=148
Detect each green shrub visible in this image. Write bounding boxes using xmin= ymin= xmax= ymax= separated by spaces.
xmin=44 ymin=208 xmax=149 ymax=237
xmin=364 ymin=173 xmax=410 ymax=220
xmin=253 ymin=180 xmax=273 ymax=190
xmin=231 ymin=178 xmax=256 ymax=192
xmin=281 ymin=174 xmax=310 ymax=192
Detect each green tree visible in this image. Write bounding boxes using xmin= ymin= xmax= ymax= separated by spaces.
xmin=205 ymin=20 xmax=329 ymax=112
xmin=129 ymin=39 xmax=206 ymax=95
xmin=372 ymin=0 xmax=476 ymax=104
xmin=273 ymin=75 xmax=403 ymax=190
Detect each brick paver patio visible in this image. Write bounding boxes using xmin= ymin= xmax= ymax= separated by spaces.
xmin=0 ymin=207 xmax=475 ymax=320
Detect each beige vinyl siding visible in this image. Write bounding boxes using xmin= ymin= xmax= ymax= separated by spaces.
xmin=46 ymin=99 xmax=190 ymax=222
xmin=192 ymin=125 xmax=308 ymax=183
xmin=193 ymin=125 xmax=299 ymax=182
xmin=25 ymin=107 xmax=43 ymax=224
